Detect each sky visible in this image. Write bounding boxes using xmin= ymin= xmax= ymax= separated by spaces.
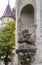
xmin=0 ymin=0 xmax=16 ymax=18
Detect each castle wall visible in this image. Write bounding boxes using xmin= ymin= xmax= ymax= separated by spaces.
xmin=1 ymin=17 xmax=14 ymax=26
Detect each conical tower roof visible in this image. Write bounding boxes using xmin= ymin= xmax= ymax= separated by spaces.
xmin=1 ymin=4 xmax=15 ymax=19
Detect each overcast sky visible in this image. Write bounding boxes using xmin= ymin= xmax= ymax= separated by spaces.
xmin=0 ymin=0 xmax=16 ymax=18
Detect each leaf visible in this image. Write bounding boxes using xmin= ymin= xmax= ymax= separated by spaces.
xmin=0 ymin=20 xmax=15 ymax=62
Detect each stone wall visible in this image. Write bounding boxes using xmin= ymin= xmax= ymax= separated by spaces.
xmin=1 ymin=17 xmax=14 ymax=27
xmin=16 ymin=0 xmax=42 ymax=65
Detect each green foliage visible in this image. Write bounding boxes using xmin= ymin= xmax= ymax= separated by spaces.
xmin=0 ymin=20 xmax=15 ymax=64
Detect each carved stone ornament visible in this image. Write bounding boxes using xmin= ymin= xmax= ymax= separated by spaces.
xmin=16 ymin=29 xmax=36 ymax=65
xmin=22 ymin=29 xmax=31 ymax=41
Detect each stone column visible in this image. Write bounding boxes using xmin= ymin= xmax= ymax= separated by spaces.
xmin=32 ymin=0 xmax=42 ymax=65
xmin=15 ymin=0 xmax=19 ymax=65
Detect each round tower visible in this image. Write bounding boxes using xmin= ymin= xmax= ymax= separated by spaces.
xmin=1 ymin=0 xmax=15 ymax=27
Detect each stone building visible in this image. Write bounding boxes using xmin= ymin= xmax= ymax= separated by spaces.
xmin=16 ymin=0 xmax=42 ymax=65
xmin=1 ymin=3 xmax=15 ymax=27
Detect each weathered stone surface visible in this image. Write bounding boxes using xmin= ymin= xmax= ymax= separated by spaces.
xmin=16 ymin=0 xmax=42 ymax=65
